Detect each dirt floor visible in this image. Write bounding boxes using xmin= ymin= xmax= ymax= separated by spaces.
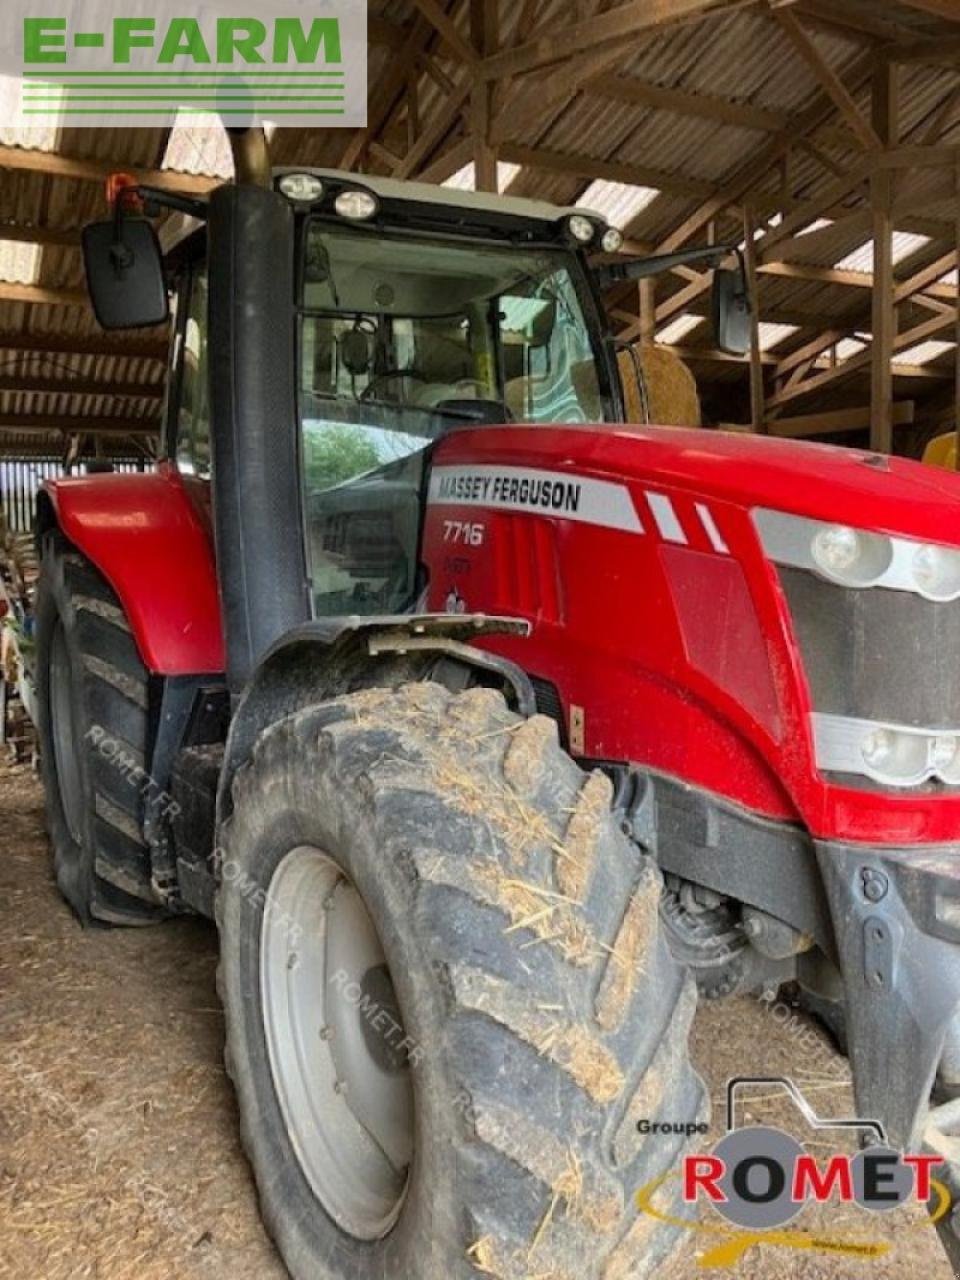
xmin=0 ymin=759 xmax=953 ymax=1280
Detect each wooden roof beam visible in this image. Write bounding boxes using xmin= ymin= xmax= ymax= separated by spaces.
xmin=895 ymin=0 xmax=960 ymax=23
xmin=0 ymin=283 xmax=88 ymax=308
xmin=410 ymin=0 xmax=478 ymax=65
xmin=339 ymin=12 xmax=436 ymax=169
xmin=585 ymin=77 xmax=789 ymax=132
xmin=0 ymin=145 xmax=216 ymax=193
xmin=766 ymin=401 xmax=915 ymax=438
xmin=772 ymin=9 xmax=883 ymax=151
xmin=894 ymin=250 xmax=957 ymax=302
xmin=478 ymin=0 xmax=735 ymax=81
xmin=651 ymin=47 xmax=877 ymax=257
xmin=766 ymin=306 xmax=957 ymax=409
xmin=0 ymin=332 xmax=167 ymax=360
xmin=794 ymin=1 xmax=911 ymax=43
xmin=498 ymin=142 xmax=718 ymax=200
xmin=0 ymin=414 xmax=158 ymax=436
xmin=888 ymin=33 xmax=960 ymax=63
xmin=0 ymin=376 xmax=162 ymax=399
xmin=0 ymin=224 xmax=80 ymax=248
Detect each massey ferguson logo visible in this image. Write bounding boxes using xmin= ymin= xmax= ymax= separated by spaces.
xmin=636 ymin=1077 xmax=950 ymax=1266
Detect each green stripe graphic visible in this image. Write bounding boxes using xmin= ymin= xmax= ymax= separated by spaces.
xmin=24 ymin=95 xmax=346 ymax=101
xmin=23 ymin=108 xmax=346 ymax=115
xmin=23 ymin=70 xmax=345 ymax=77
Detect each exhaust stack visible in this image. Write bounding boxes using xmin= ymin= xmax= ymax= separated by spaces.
xmin=226 ymin=127 xmax=272 ymax=188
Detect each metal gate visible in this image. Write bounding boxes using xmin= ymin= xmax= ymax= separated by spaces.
xmin=0 ymin=458 xmax=147 ymax=533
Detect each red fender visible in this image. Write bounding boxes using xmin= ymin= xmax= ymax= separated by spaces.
xmin=41 ymin=463 xmax=225 ymax=675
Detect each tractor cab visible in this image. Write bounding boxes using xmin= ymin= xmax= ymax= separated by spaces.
xmin=81 ymin=162 xmax=748 ymax=645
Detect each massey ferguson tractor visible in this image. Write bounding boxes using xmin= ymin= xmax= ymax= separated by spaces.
xmin=33 ymin=130 xmax=960 ymax=1276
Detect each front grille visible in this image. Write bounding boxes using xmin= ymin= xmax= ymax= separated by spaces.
xmin=780 ymin=566 xmax=960 ymax=730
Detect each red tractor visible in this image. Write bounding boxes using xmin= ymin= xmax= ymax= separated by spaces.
xmin=34 ymin=136 xmax=960 ymax=1277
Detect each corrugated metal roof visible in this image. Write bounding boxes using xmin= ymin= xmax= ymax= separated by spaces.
xmin=578 ymin=179 xmax=659 ymax=229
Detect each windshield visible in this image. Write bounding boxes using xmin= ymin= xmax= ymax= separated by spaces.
xmin=300 ymin=222 xmax=611 ymax=428
xmin=297 ymin=221 xmax=612 ymax=619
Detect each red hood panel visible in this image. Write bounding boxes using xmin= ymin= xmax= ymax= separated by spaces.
xmin=439 ymin=424 xmax=960 ymax=546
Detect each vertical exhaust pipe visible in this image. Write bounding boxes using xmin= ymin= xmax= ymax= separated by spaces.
xmin=226 ymin=126 xmax=272 ymax=188
xmin=207 ymin=141 xmax=308 ymax=691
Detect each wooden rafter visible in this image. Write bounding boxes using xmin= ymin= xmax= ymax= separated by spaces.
xmin=410 ymin=0 xmax=478 ymax=65
xmin=0 ymin=332 xmax=167 ymax=360
xmin=477 ymin=0 xmax=733 ymax=81
xmin=766 ymin=307 xmax=957 ymax=411
xmin=585 ymin=77 xmax=789 ymax=132
xmin=0 ymin=414 xmax=158 ymax=436
xmin=0 ymin=146 xmax=216 ymax=193
xmin=0 ymin=224 xmax=80 ymax=248
xmin=766 ymin=401 xmax=916 ymax=437
xmin=0 ymin=284 xmax=88 ymax=308
xmin=339 ymin=12 xmax=438 ymax=169
xmin=488 ymin=43 xmax=628 ymax=148
xmin=896 ymin=0 xmax=960 ymax=23
xmin=0 ymin=376 xmax=162 ymax=399
xmin=772 ymin=8 xmax=882 ymax=151
xmin=497 ymin=142 xmax=718 ymax=200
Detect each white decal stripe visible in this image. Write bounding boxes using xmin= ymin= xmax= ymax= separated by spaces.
xmin=696 ymin=502 xmax=730 ymax=554
xmin=428 ymin=465 xmax=643 ymax=534
xmin=646 ymin=492 xmax=687 ymax=544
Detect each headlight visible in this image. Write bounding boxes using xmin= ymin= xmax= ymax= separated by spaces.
xmin=601 ymin=226 xmax=624 ymax=254
xmin=813 ymin=714 xmax=960 ymax=787
xmin=278 ymin=172 xmax=324 ymax=203
xmin=335 ymin=189 xmax=379 ymax=221
xmin=755 ymin=509 xmax=960 ymax=602
xmin=568 ymin=214 xmax=596 ymax=244
xmin=912 ymin=543 xmax=960 ymax=602
xmin=810 ymin=524 xmax=892 ymax=588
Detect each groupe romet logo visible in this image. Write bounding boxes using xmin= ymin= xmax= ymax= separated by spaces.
xmin=636 ymin=1076 xmax=952 ymax=1267
xmin=1 ymin=0 xmax=367 ymax=130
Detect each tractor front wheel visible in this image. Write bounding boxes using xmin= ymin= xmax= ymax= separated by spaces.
xmin=217 ymin=682 xmax=705 ymax=1280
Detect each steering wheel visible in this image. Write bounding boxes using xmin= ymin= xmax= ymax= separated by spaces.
xmin=360 ymin=369 xmax=429 ymax=402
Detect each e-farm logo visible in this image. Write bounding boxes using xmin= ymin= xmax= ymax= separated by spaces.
xmin=2 ymin=0 xmax=366 ymax=128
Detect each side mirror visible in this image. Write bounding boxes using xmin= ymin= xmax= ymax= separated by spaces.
xmin=82 ymin=218 xmax=169 ymax=330
xmin=712 ymin=267 xmax=752 ymax=356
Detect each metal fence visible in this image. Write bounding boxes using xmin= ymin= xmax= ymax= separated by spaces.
xmin=0 ymin=458 xmax=149 ymax=533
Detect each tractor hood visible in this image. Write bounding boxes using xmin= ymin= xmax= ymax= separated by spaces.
xmin=439 ymin=422 xmax=960 ymax=546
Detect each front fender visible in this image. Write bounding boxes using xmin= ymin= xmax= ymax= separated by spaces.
xmin=216 ymin=614 xmax=532 ymax=828
xmin=39 ymin=465 xmax=224 ymax=675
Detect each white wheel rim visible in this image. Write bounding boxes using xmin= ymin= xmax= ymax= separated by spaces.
xmin=259 ymin=846 xmax=413 ymax=1240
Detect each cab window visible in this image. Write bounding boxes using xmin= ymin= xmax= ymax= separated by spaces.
xmin=175 ymin=264 xmax=211 ymax=477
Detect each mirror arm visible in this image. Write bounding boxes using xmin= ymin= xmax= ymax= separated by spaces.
xmin=135 ymin=186 xmax=209 ymax=221
xmin=593 ymin=241 xmax=741 ymax=292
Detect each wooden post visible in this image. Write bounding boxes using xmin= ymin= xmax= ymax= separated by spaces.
xmin=639 ymin=277 xmax=656 ymax=347
xmin=471 ymin=0 xmax=498 ymax=192
xmin=870 ymin=63 xmax=898 ymax=455
xmin=743 ymin=205 xmax=765 ymax=432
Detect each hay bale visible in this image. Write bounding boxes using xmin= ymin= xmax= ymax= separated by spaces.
xmin=617 ymin=344 xmax=701 ymax=428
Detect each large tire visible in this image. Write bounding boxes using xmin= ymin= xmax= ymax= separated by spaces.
xmin=218 ymin=682 xmax=706 ymax=1280
xmin=36 ymin=531 xmax=165 ymax=926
